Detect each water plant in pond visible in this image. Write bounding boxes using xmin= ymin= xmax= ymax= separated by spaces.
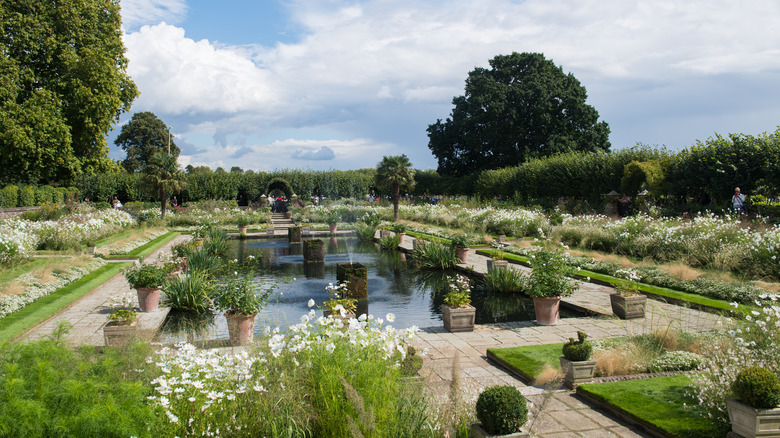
xmin=163 ymin=270 xmax=215 ymax=312
xmin=483 ymin=265 xmax=525 ymax=294
xmin=379 ymin=234 xmax=401 ymax=250
xmin=409 ymin=240 xmax=457 ymax=270
xmin=354 ymin=223 xmax=377 ymax=242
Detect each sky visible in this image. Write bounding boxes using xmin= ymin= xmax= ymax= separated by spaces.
xmin=113 ymin=0 xmax=780 ymax=172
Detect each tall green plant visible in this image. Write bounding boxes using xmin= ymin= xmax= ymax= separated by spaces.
xmin=376 ymin=155 xmax=416 ymax=221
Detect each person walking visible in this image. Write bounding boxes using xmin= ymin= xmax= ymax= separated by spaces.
xmin=731 ymin=187 xmax=746 ymax=213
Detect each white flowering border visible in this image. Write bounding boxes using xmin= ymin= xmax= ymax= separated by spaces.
xmin=0 ymin=258 xmax=106 ymax=319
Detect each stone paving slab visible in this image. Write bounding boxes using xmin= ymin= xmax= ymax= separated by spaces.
xmin=19 ymin=234 xmax=189 ymax=346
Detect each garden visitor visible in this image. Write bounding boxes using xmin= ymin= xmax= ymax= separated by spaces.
xmin=171 ymin=195 xmax=177 ymax=207
xmin=731 ymin=187 xmax=747 ymax=213
xmin=112 ymin=196 xmax=122 ymax=209
xmin=618 ymin=193 xmax=631 ymax=216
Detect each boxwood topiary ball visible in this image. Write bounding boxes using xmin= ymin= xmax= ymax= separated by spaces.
xmin=732 ymin=366 xmax=780 ymax=409
xmin=475 ymin=385 xmax=528 ymax=435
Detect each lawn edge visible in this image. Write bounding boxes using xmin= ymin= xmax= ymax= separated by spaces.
xmin=575 ymin=385 xmax=676 ymax=438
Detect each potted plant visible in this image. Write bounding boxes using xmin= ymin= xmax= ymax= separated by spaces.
xmin=441 ymin=274 xmax=475 ymax=332
xmin=726 ymin=366 xmax=780 ymax=438
xmin=559 ymin=331 xmax=597 ymax=389
xmin=124 ymin=263 xmax=167 ymax=312
xmin=214 ymin=273 xmax=276 ymax=346
xmin=610 ymin=281 xmax=646 ymax=319
xmin=236 ymin=216 xmax=250 ymax=235
xmin=103 ymin=294 xmax=138 ymax=347
xmin=524 ymin=248 xmax=578 ymax=325
xmin=472 ymin=385 xmax=529 ymax=437
xmin=487 ymin=240 xmax=508 ymax=270
xmin=450 ymin=234 xmax=470 ymax=263
xmin=393 ymin=223 xmax=407 ymax=244
xmin=192 ymin=226 xmax=206 ymax=248
xmin=326 ymin=210 xmax=340 ymax=233
xmin=323 ymin=282 xmax=357 ymax=321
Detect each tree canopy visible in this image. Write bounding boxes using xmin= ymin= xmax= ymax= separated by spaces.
xmin=427 ymin=52 xmax=610 ymax=176
xmin=375 ymin=154 xmax=415 ymax=221
xmin=0 ymin=0 xmax=137 ymax=186
xmin=116 ymin=112 xmax=180 ymax=173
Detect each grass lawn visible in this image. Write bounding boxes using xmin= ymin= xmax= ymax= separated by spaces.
xmin=577 ymin=374 xmax=728 ymax=438
xmin=487 ymin=343 xmax=563 ymax=382
xmin=122 ymin=231 xmax=179 ymax=258
xmin=0 ymin=262 xmax=131 ymax=344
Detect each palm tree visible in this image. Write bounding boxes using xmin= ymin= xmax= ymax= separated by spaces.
xmin=144 ymin=151 xmax=187 ymax=219
xmin=375 ymin=155 xmax=416 ymax=221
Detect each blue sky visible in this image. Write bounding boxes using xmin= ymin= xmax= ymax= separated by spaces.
xmin=114 ymin=0 xmax=780 ymax=172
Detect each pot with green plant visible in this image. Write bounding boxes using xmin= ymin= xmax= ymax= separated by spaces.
xmin=236 ymin=216 xmax=250 ymax=235
xmin=472 ymin=385 xmax=529 ymax=438
xmin=524 ymin=248 xmax=578 ymax=326
xmin=214 ymin=273 xmax=276 ymax=346
xmin=610 ymin=281 xmax=646 ymax=319
xmin=323 ymin=282 xmax=357 ymax=321
xmin=450 ymin=234 xmax=470 ymax=263
xmin=326 ymin=210 xmax=340 ymax=233
xmin=103 ymin=294 xmax=138 ymax=346
xmin=487 ymin=240 xmax=508 ymax=270
xmin=393 ymin=223 xmax=407 ymax=244
xmin=441 ymin=274 xmax=475 ymax=332
xmin=726 ymin=366 xmax=780 ymax=438
xmin=124 ymin=263 xmax=167 ymax=312
xmin=560 ymin=331 xmax=596 ymax=389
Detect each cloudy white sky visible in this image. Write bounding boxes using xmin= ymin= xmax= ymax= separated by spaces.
xmin=113 ymin=0 xmax=780 ymax=172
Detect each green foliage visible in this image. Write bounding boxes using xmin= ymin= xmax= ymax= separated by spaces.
xmin=443 ymin=275 xmax=471 ymax=308
xmin=35 ymin=185 xmax=55 ymax=204
xmin=18 ymin=185 xmax=36 ymax=206
xmin=0 ymin=0 xmax=137 ymax=186
xmin=354 ymin=224 xmax=377 ymax=242
xmin=213 ymin=273 xmax=275 ymax=315
xmin=235 ymin=216 xmax=251 ymax=227
xmin=562 ymin=331 xmax=593 ymax=361
xmin=732 ymin=366 xmax=780 ymax=409
xmin=0 ymin=185 xmax=18 ymax=207
xmin=0 ymin=339 xmax=160 ymax=437
xmin=525 ymin=248 xmax=579 ymax=298
xmin=449 ymin=233 xmax=470 ymax=249
xmin=378 ymin=234 xmax=401 ymax=250
xmin=163 ymin=270 xmax=214 ymax=312
xmin=143 ymin=151 xmax=187 ymax=219
xmin=123 ymin=263 xmax=167 ymax=289
xmin=185 ymin=249 xmax=224 ymax=276
xmin=483 ymin=266 xmax=525 ymax=294
xmin=375 ymin=154 xmax=416 ymax=220
xmin=392 ymin=223 xmax=407 ymax=233
xmin=408 ymin=240 xmax=457 ymax=270
xmin=116 ymin=112 xmax=179 ymax=173
xmin=108 ymin=308 xmax=137 ymax=325
xmin=202 ymin=225 xmax=229 ymax=256
xmin=475 ymin=385 xmax=528 ymax=435
xmin=399 ymin=346 xmax=423 ymax=377
xmin=428 ymin=52 xmax=610 ymax=177
xmin=621 ymin=160 xmax=665 ymax=196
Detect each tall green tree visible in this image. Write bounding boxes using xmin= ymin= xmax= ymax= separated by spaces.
xmin=427 ymin=52 xmax=610 ymax=176
xmin=0 ymin=0 xmax=137 ymax=185
xmin=116 ymin=112 xmax=179 ymax=173
xmin=375 ymin=155 xmax=415 ymax=221
xmin=144 ymin=151 xmax=187 ymax=219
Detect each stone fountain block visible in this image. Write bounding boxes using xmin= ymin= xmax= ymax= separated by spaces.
xmin=337 ymin=262 xmax=368 ymax=300
xmin=303 ymin=239 xmax=325 ymax=261
xmin=288 ymin=226 xmax=302 ymax=243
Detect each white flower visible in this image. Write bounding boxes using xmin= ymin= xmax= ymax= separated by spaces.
xmin=325 ymin=342 xmax=336 ymax=353
xmin=386 ymin=313 xmax=395 ymax=323
xmin=307 ymin=299 xmax=315 ymax=308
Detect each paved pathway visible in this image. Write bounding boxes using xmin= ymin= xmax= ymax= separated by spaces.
xmin=19 ymin=234 xmax=190 ymax=346
xmin=398 ymin=234 xmax=725 ymax=437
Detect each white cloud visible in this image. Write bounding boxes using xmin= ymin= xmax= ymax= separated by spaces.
xmin=119 ymin=0 xmax=780 ymax=171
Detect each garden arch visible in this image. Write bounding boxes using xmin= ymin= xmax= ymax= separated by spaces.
xmin=266 ymin=178 xmax=294 ymax=199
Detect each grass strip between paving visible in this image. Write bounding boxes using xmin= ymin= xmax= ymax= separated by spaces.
xmin=576 ymin=374 xmax=728 ymax=438
xmin=102 ymin=230 xmax=180 ymax=259
xmin=487 ymin=343 xmax=563 ymax=383
xmin=475 ymin=249 xmax=750 ymax=316
xmin=0 ymin=262 xmax=132 ymax=344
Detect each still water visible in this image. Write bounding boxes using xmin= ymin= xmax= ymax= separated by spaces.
xmin=158 ymin=237 xmax=577 ymax=343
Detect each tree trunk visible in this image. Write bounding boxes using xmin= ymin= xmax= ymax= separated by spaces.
xmin=392 ymin=182 xmax=400 ymax=221
xmin=160 ymin=188 xmax=167 ymax=219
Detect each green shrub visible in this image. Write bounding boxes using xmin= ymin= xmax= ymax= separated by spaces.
xmin=562 ymin=331 xmax=593 ymax=361
xmin=379 ymin=234 xmax=400 ymax=250
xmin=0 ymin=185 xmax=19 ymax=208
xmin=163 ymin=270 xmax=215 ymax=312
xmin=399 ymin=346 xmax=423 ymax=377
xmin=185 ymin=249 xmax=224 ymax=276
xmin=124 ymin=263 xmax=167 ymax=289
xmin=732 ymin=366 xmax=780 ymax=409
xmin=408 ymin=240 xmax=457 ymax=270
xmin=475 ymin=385 xmax=528 ymax=435
xmin=354 ymin=224 xmax=376 ymax=242
xmin=449 ymin=233 xmax=470 ymax=249
xmin=483 ymin=266 xmax=525 ymax=294
xmin=18 ymin=185 xmax=36 ymax=206
xmin=36 ymin=185 xmax=55 ymax=205
xmin=202 ymin=225 xmax=229 ymax=256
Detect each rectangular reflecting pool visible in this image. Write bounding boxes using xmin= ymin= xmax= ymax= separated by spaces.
xmin=157 ymin=236 xmax=581 ymax=343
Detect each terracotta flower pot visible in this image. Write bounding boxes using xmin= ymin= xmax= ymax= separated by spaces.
xmin=225 ymin=312 xmax=256 ymax=346
xmin=532 ymin=296 xmax=561 ymax=325
xmin=329 ymin=224 xmax=338 ymax=233
xmin=238 ymin=226 xmax=248 ymax=234
xmin=136 ymin=287 xmax=161 ymax=312
xmin=398 ymin=232 xmax=406 ymax=244
xmin=455 ymin=247 xmax=469 ymax=263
